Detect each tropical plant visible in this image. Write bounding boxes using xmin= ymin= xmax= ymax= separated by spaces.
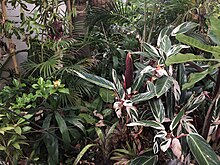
xmin=73 ymin=18 xmax=220 ymax=164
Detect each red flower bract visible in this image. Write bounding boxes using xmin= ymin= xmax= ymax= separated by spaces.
xmin=124 ymin=52 xmax=134 ymax=90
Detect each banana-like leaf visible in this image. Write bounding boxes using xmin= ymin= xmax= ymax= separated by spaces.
xmin=130 ymin=155 xmax=158 ymax=165
xmin=149 ymin=99 xmax=165 ymax=123
xmin=165 ymin=53 xmax=218 ymax=66
xmin=156 ymin=76 xmax=173 ymax=97
xmin=187 ymin=133 xmax=220 ymax=165
xmin=183 ymin=64 xmax=220 ymax=90
xmin=73 ymin=144 xmax=96 ymax=165
xmin=74 ymin=70 xmax=115 ymax=90
xmin=55 ymin=112 xmax=71 ymax=144
xmin=176 ymin=34 xmax=220 ymax=57
xmin=127 ymin=120 xmax=165 ymax=130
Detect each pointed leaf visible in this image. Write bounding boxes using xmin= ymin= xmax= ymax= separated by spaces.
xmin=112 ymin=69 xmax=124 ymax=98
xmin=170 ymin=109 xmax=185 ymax=131
xmin=171 ymin=22 xmax=199 ymax=36
xmin=130 ymin=156 xmax=158 ymax=165
xmin=156 ymin=76 xmax=173 ymax=97
xmin=183 ymin=64 xmax=220 ymax=90
xmin=208 ymin=16 xmax=220 ymax=46
xmin=142 ymin=43 xmax=160 ymax=60
xmin=74 ymin=70 xmax=115 ymax=90
xmin=160 ymin=138 xmax=172 ymax=152
xmin=160 ymin=35 xmax=171 ymax=55
xmin=175 ymin=34 xmax=220 ymax=55
xmin=165 ymin=53 xmax=214 ymax=66
xmin=127 ymin=120 xmax=165 ymax=130
xmin=149 ymin=99 xmax=165 ymax=123
xmin=55 ymin=112 xmax=71 ymax=144
xmin=187 ymin=133 xmax=220 ymax=165
xmin=73 ymin=144 xmax=96 ymax=165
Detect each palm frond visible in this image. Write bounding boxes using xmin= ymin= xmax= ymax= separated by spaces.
xmin=86 ymin=1 xmax=134 ymax=31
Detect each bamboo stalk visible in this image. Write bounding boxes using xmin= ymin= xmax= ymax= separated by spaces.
xmin=1 ymin=0 xmax=19 ymax=75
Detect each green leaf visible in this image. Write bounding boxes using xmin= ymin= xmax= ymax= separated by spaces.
xmin=58 ymin=88 xmax=69 ymax=94
xmin=127 ymin=120 xmax=165 ymax=130
xmin=183 ymin=64 xmax=220 ymax=90
xmin=14 ymin=126 xmax=22 ymax=135
xmin=73 ymin=144 xmax=96 ymax=165
xmin=95 ymin=127 xmax=104 ymax=143
xmin=169 ymin=109 xmax=185 ymax=131
xmin=79 ymin=113 xmax=97 ymax=124
xmin=74 ymin=70 xmax=115 ymax=90
xmin=175 ymin=34 xmax=220 ymax=55
xmin=99 ymin=88 xmax=115 ymax=103
xmin=171 ymin=22 xmax=199 ymax=36
xmin=0 ymin=145 xmax=6 ymax=151
xmin=55 ymin=112 xmax=71 ymax=144
xmin=130 ymin=156 xmax=158 ymax=165
xmin=131 ymin=91 xmax=155 ymax=103
xmin=165 ymin=53 xmax=213 ymax=66
xmin=0 ymin=126 xmax=14 ymax=135
xmin=149 ymin=99 xmax=165 ymax=123
xmin=156 ymin=76 xmax=173 ymax=97
xmin=12 ymin=142 xmax=20 ymax=150
xmin=208 ymin=16 xmax=220 ymax=46
xmin=187 ymin=133 xmax=220 ymax=165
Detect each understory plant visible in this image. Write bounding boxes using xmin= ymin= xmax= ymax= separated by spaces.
xmin=73 ymin=16 xmax=220 ymax=164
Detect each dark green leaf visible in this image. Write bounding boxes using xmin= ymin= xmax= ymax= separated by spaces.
xmin=156 ymin=76 xmax=173 ymax=97
xmin=55 ymin=112 xmax=71 ymax=144
xmin=99 ymin=88 xmax=115 ymax=103
xmin=169 ymin=109 xmax=185 ymax=131
xmin=130 ymin=156 xmax=158 ymax=165
xmin=187 ymin=133 xmax=220 ymax=165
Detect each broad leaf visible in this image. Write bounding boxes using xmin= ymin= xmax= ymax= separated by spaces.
xmin=55 ymin=112 xmax=71 ymax=144
xmin=160 ymin=138 xmax=172 ymax=152
xmin=171 ymin=22 xmax=199 ymax=36
xmin=131 ymin=91 xmax=155 ymax=103
xmin=74 ymin=70 xmax=115 ymax=90
xmin=157 ymin=25 xmax=173 ymax=47
xmin=167 ymin=44 xmax=190 ymax=57
xmin=99 ymin=88 xmax=115 ymax=103
xmin=183 ymin=64 xmax=220 ymax=90
xmin=156 ymin=76 xmax=173 ymax=97
xmin=149 ymin=99 xmax=165 ymax=123
xmin=208 ymin=16 xmax=220 ymax=46
xmin=160 ymin=35 xmax=171 ymax=55
xmin=165 ymin=53 xmax=213 ymax=66
xmin=175 ymin=34 xmax=220 ymax=56
xmin=143 ymin=43 xmax=160 ymax=60
xmin=170 ymin=109 xmax=185 ymax=131
xmin=187 ymin=133 xmax=220 ymax=165
xmin=130 ymin=156 xmax=158 ymax=165
xmin=127 ymin=120 xmax=165 ymax=130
